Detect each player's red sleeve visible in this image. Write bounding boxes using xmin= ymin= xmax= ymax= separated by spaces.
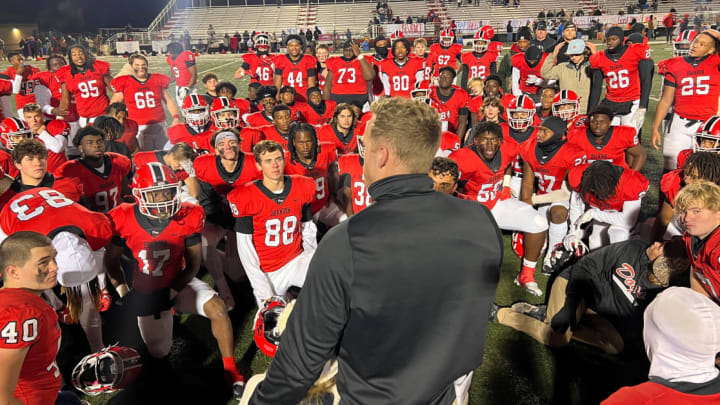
xmin=188 ymin=204 xmax=205 ymax=234
xmin=159 ymin=74 xmax=171 ymax=89
xmin=0 ymin=305 xmax=43 ymax=349
xmin=449 ymin=148 xmax=474 ymax=182
xmin=106 ymin=204 xmax=126 ymax=238
xmin=622 ymin=170 xmax=650 ymax=201
xmin=227 ymin=184 xmax=254 ymax=217
xmin=109 ymin=76 xmax=124 ymax=93
xmin=112 ymin=153 xmax=133 ymax=177
xmin=567 ymin=163 xmax=587 ymax=192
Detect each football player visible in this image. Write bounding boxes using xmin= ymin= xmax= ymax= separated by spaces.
xmin=134 ymin=142 xmax=200 ymax=200
xmin=256 ymin=105 xmax=294 ymax=150
xmin=569 ymin=107 xmax=646 ymax=170
xmin=104 ymin=162 xmax=246 ymax=396
xmin=365 ymin=35 xmax=391 ymax=99
xmin=0 ymin=117 xmax=31 ymax=177
xmin=229 ymin=140 xmax=317 ymax=304
xmin=110 ymin=54 xmax=181 ymax=151
xmin=505 ymin=95 xmax=539 ymax=195
xmin=450 ymin=122 xmax=548 ymax=296
xmin=216 ymin=82 xmax=252 ymax=118
xmin=244 ymin=86 xmax=277 ymax=127
xmin=106 ymin=102 xmax=140 ymax=156
xmin=654 ymin=151 xmax=720 ymax=241
xmin=273 ymin=34 xmax=317 ymax=101
xmin=552 ymin=90 xmax=586 ymax=129
xmin=511 ymin=45 xmax=550 ymax=100
xmin=519 ymin=116 xmax=586 ymax=272
xmin=277 ymin=85 xmax=312 ymax=123
xmin=536 ymin=87 xmax=556 ymax=120
xmin=334 ymin=134 xmax=370 ymax=217
xmin=210 ymin=97 xmax=263 ymax=154
xmin=651 ymin=29 xmax=720 ymax=171
xmin=304 ymin=87 xmax=336 ymax=126
xmin=428 ymin=29 xmax=463 ymax=79
xmin=567 ymin=160 xmax=649 ymax=250
xmin=588 ymin=27 xmax=653 ymax=132
xmin=90 ymin=115 xmax=131 ymax=159
xmin=428 ymin=156 xmax=472 ymax=199
xmin=379 ymin=38 xmax=425 ymax=98
xmin=4 ymin=52 xmax=39 ymax=117
xmin=498 ymin=26 xmax=533 ymax=94
xmin=317 ymin=103 xmax=358 ymax=155
xmin=32 ymin=55 xmax=78 ymax=145
xmin=459 ymin=26 xmax=501 ymax=87
xmin=21 ymin=103 xmax=68 ymax=174
xmin=0 ymin=73 xmax=14 ymax=120
xmin=168 ymin=94 xmax=214 ymax=154
xmin=429 ymin=66 xmax=469 ymax=137
xmin=57 ymin=44 xmax=112 ymax=127
xmin=324 ymin=40 xmax=375 ymax=108
xmin=234 ymin=32 xmax=275 ymax=86
xmin=167 ymin=42 xmax=198 ymax=107
xmin=676 ymin=182 xmax=720 ymax=303
xmin=0 ymin=232 xmax=62 ymax=405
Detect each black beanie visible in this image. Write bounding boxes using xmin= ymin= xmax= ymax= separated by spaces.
xmin=605 ymin=26 xmax=624 ymax=41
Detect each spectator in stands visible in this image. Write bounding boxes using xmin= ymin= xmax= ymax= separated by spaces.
xmin=207 ymin=24 xmax=216 ymax=43
xmin=406 ymin=15 xmax=413 ymax=24
xmin=305 ymin=28 xmax=313 ymax=44
xmin=663 ymin=12 xmax=676 ymax=43
xmin=184 ymin=29 xmax=191 ymax=50
xmin=507 ymin=21 xmax=513 ymax=42
xmin=315 ymin=26 xmax=322 ymax=42
xmin=538 ymin=8 xmax=546 ymax=19
xmin=281 ymin=30 xmax=287 ymax=46
xmin=602 ymin=287 xmax=720 ymax=404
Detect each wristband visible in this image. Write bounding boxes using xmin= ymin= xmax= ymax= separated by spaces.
xmin=503 ymin=174 xmax=512 ymax=187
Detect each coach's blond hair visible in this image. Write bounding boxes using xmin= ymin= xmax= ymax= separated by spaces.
xmin=368 ymin=97 xmax=441 ymax=173
xmin=675 ymin=182 xmax=720 ymax=212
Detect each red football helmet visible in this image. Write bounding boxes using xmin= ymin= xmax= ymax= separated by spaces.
xmin=182 ymin=94 xmax=210 ymax=127
xmin=46 ymin=120 xmax=71 ymax=137
xmin=439 ymin=29 xmax=455 ymax=47
xmin=253 ymin=296 xmax=289 ymax=357
xmin=694 ymin=116 xmax=720 ymax=153
xmin=507 ymin=95 xmax=536 ymax=131
xmin=674 ymin=30 xmax=698 ymax=57
xmin=210 ymin=97 xmax=240 ymax=129
xmin=390 ymin=30 xmax=404 ymax=44
xmin=0 ymin=117 xmax=32 ymax=150
xmin=473 ymin=26 xmax=494 ymax=53
xmin=254 ymin=32 xmax=271 ymax=52
xmin=132 ymin=162 xmax=182 ymax=220
xmin=72 ymin=345 xmax=142 ymax=396
xmin=410 ymin=82 xmax=431 ymax=104
xmin=552 ymin=90 xmax=581 ymax=121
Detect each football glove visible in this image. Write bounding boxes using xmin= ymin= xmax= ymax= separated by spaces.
xmin=562 ymin=232 xmax=589 ymax=257
xmin=632 ymin=108 xmax=646 ymax=131
xmin=179 ymin=159 xmax=196 ymax=178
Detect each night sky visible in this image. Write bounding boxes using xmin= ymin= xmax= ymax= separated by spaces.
xmin=2 ymin=0 xmax=169 ymax=33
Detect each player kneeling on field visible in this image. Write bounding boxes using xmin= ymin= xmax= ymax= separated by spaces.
xmin=495 ymin=238 xmax=689 ymax=355
xmin=104 ymin=162 xmax=246 ymax=397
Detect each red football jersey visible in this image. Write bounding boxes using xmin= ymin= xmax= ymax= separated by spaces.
xmin=0 ymin=148 xmax=17 ymax=178
xmin=338 ymin=153 xmax=371 ymax=214
xmin=326 ymin=56 xmax=368 ymax=95
xmin=0 ymin=289 xmax=61 ymax=405
xmin=663 ymin=54 xmax=720 ymax=120
xmin=4 ymin=65 xmax=40 ymax=110
xmin=228 ymin=175 xmax=316 ymax=272
xmin=468 ymin=95 xmax=483 ymax=116
xmin=274 ymin=54 xmax=318 ymax=96
xmin=0 ymin=187 xmax=112 ymax=250
xmin=429 ymin=86 xmax=469 ymax=134
xmin=364 ymin=54 xmax=386 ymax=96
xmin=241 ymin=52 xmax=275 ymax=86
xmin=132 ymin=150 xmax=189 ymax=182
xmin=167 ymin=50 xmax=196 ymax=87
xmin=56 ymin=153 xmax=132 ymax=213
xmin=568 ymin=164 xmax=649 ymax=211
xmin=589 ymin=43 xmax=651 ymax=103
xmin=33 ymin=70 xmax=79 ymax=121
xmin=35 ymin=125 xmax=68 ymax=175
xmin=603 ymin=380 xmax=720 ymax=405
xmin=511 ymin=52 xmax=549 ymax=94
xmin=440 ymin=131 xmax=461 ymax=154
xmin=677 ymin=148 xmax=693 ymax=170
xmin=256 ymin=125 xmax=291 ymax=150
xmin=660 ymin=168 xmax=683 ymax=207
xmin=568 ymin=125 xmax=638 ymax=168
xmin=520 ymin=138 xmax=585 ymax=194
xmin=245 ymin=111 xmax=274 ymax=127
xmin=167 ymin=123 xmax=214 ymax=155
xmin=119 ymin=118 xmax=139 ymax=150
xmin=302 ymin=100 xmax=336 ymax=126
xmin=684 ymin=226 xmax=720 ymax=302
xmin=110 ymin=74 xmax=170 ymax=125
xmin=317 ymin=124 xmax=357 ymax=155
xmin=428 ymin=43 xmax=463 ymax=76
xmin=284 ymin=143 xmax=338 ymax=213
xmin=55 ymin=60 xmax=111 ymax=118
xmin=379 ymin=57 xmax=425 ymax=98
xmin=108 ymin=202 xmax=204 ymax=293
xmin=449 ymin=142 xmax=518 ymax=209
xmin=285 ymin=101 xmax=313 ymax=123
xmin=193 ymin=153 xmax=261 ymax=196
xmin=461 ymin=50 xmax=499 ymax=80
xmin=0 ymin=174 xmax=83 ymax=211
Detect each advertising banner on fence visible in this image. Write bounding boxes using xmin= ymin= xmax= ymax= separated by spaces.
xmin=116 ymin=41 xmax=140 ymax=54
xmin=504 ymin=13 xmax=669 ymax=31
xmin=455 ymin=20 xmax=492 ymax=35
xmin=385 ymin=23 xmax=425 ymax=37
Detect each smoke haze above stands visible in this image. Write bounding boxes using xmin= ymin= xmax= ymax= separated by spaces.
xmin=2 ymin=0 xmax=167 ymax=33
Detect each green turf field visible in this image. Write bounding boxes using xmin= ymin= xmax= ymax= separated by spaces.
xmin=1 ymin=41 xmax=675 ymax=404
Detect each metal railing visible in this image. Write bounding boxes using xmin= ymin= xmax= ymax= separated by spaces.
xmin=149 ymin=0 xmax=179 ymax=32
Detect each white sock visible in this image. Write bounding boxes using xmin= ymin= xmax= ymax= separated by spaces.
xmin=548 ymin=221 xmax=568 ymax=251
xmin=522 ymin=258 xmax=536 ymax=269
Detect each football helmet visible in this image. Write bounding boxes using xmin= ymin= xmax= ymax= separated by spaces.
xmin=390 ymin=30 xmax=404 ymax=43
xmin=439 ymin=29 xmax=455 ymax=47
xmin=694 ymin=116 xmax=720 ymax=153
xmin=210 ymin=97 xmax=240 ymax=129
xmin=410 ymin=82 xmax=431 ymax=104
xmin=674 ymin=30 xmax=698 ymax=57
xmin=72 ymin=344 xmax=142 ymax=396
xmin=132 ymin=162 xmax=182 ymax=220
xmin=507 ymin=95 xmax=536 ymax=131
xmin=253 ymin=296 xmax=289 ymax=357
xmin=182 ymin=94 xmax=210 ymax=127
xmin=254 ymin=32 xmax=271 ymax=52
xmin=0 ymin=117 xmax=32 ymax=150
xmin=473 ymin=26 xmax=494 ymax=53
xmin=552 ymin=90 xmax=581 ymax=121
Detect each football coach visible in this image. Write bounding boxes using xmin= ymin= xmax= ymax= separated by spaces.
xmin=250 ymin=97 xmax=503 ymax=404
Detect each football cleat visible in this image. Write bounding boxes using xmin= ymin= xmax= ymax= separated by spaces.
xmin=507 ymin=95 xmax=536 ymax=131
xmin=694 ymin=115 xmax=720 ymax=153
xmin=0 ymin=117 xmax=32 ymax=150
xmin=232 ymin=381 xmax=245 ymax=400
xmin=515 ymin=265 xmax=542 ymax=296
xmin=132 ymin=162 xmax=182 ymax=220
xmin=511 ymin=232 xmax=524 ymax=258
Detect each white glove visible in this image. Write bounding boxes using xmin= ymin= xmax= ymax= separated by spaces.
xmin=562 ymin=232 xmax=589 ymax=257
xmin=525 ymin=74 xmax=538 ymax=85
xmin=179 ymin=159 xmax=196 ymax=178
xmin=177 ymin=86 xmax=190 ymax=101
xmin=632 ymin=108 xmax=646 ymax=131
xmin=574 ymin=209 xmax=594 ymax=228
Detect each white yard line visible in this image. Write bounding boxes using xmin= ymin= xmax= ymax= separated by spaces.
xmin=198 ymin=59 xmax=240 ymax=74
